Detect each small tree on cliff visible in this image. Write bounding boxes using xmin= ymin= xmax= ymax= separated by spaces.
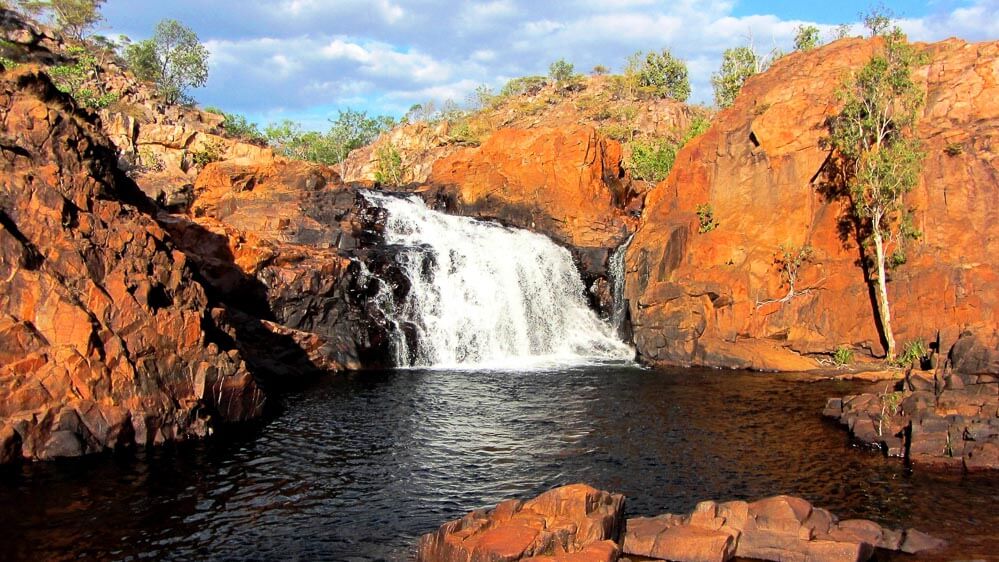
xmin=794 ymin=25 xmax=821 ymax=52
xmin=827 ymin=28 xmax=925 ymax=362
xmin=548 ymin=58 xmax=580 ymax=93
xmin=123 ymin=19 xmax=208 ymax=105
xmin=18 ymin=0 xmax=105 ymax=40
xmin=711 ymin=46 xmax=762 ymax=108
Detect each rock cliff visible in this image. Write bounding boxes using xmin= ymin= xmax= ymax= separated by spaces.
xmin=624 ymin=37 xmax=999 ymax=371
xmin=0 ymin=66 xmax=264 ymax=462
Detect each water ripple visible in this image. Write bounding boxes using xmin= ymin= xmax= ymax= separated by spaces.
xmin=0 ymin=367 xmax=996 ymax=561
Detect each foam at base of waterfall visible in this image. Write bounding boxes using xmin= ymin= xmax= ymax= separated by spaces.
xmin=363 ymin=192 xmax=634 ymax=368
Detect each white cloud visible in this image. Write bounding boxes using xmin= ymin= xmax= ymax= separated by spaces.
xmin=115 ymin=0 xmax=999 ymax=128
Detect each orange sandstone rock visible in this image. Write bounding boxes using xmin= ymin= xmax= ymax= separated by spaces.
xmin=0 ymin=66 xmax=264 ymax=461
xmin=625 ymin=38 xmax=999 ymax=371
xmin=417 ymin=484 xmax=625 ymax=562
xmin=428 ymin=126 xmax=635 ymax=251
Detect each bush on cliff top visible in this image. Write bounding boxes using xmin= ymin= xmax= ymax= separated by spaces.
xmin=16 ymin=0 xmax=105 ymax=40
xmin=627 ymin=49 xmax=691 ymax=102
xmin=264 ymin=109 xmax=395 ymax=175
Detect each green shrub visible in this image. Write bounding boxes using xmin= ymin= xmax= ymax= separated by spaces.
xmin=893 ymin=340 xmax=928 ymax=368
xmin=944 ymin=142 xmax=963 ymax=156
xmin=833 ymin=346 xmax=854 ymax=365
xmin=548 ymin=58 xmax=582 ymax=93
xmin=499 ymin=75 xmax=547 ymax=97
xmin=264 ymin=109 xmax=393 ymax=170
xmin=49 ymin=45 xmax=119 ymax=108
xmin=592 ymin=108 xmax=612 ymax=121
xmin=447 ymin=118 xmax=480 ymax=146
xmin=627 ymin=139 xmax=678 ymax=183
xmin=628 ymin=49 xmax=691 ymax=101
xmin=190 ymin=139 xmax=225 ymax=168
xmin=606 ymin=74 xmax=635 ymax=100
xmin=374 ymin=143 xmax=404 ymax=185
xmin=795 ymin=25 xmax=821 ymax=51
xmin=711 ymin=46 xmax=762 ymax=109
xmin=122 ymin=19 xmax=208 ymax=105
xmin=221 ymin=112 xmax=264 ymax=142
xmin=549 ymin=58 xmax=574 ymax=83
xmin=624 ymin=117 xmax=708 ymax=181
xmin=682 ymin=115 xmax=711 ymax=143
xmin=696 ymin=203 xmax=718 ymax=233
xmin=133 ymin=146 xmax=165 ymax=173
xmin=598 ymin=124 xmax=631 ymax=142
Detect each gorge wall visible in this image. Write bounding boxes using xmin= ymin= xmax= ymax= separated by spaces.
xmin=0 ymin=66 xmax=264 ymax=462
xmin=624 ymin=37 xmax=999 ymax=371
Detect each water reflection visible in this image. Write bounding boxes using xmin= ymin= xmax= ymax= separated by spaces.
xmin=0 ymin=367 xmax=995 ymax=561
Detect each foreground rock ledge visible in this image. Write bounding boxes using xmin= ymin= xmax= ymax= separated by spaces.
xmin=417 ymin=484 xmax=944 ymax=562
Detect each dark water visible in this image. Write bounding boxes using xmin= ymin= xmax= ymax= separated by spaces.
xmin=0 ymin=365 xmax=996 ymax=561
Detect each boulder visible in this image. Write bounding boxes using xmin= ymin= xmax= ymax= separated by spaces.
xmin=620 ymin=495 xmax=939 ymax=562
xmin=417 ymin=484 xmax=626 ymax=562
xmin=825 ymin=371 xmax=999 ymax=470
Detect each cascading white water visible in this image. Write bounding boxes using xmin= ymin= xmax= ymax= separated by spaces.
xmin=364 ymin=192 xmax=634 ymax=369
xmin=608 ymin=233 xmax=634 ymax=338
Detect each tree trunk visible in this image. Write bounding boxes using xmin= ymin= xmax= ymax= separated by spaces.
xmin=871 ymin=217 xmax=896 ymax=361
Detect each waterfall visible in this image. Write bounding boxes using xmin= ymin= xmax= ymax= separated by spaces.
xmin=363 ymin=192 xmax=634 ymax=369
xmin=608 ymin=233 xmax=634 ymax=338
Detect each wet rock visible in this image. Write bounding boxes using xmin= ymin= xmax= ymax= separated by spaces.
xmin=40 ymin=431 xmax=84 ymax=460
xmin=417 ymin=484 xmax=625 ymax=562
xmin=0 ymin=425 xmax=22 ymax=464
xmin=900 ymin=528 xmax=948 ymax=554
xmin=825 ymin=371 xmax=999 ymax=470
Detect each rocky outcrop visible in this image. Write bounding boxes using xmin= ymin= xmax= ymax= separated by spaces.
xmin=0 ymin=66 xmax=264 ymax=462
xmin=342 ymin=75 xmax=706 ymax=188
xmin=623 ymin=495 xmax=944 ymax=562
xmin=624 ymin=37 xmax=999 ymax=371
xmin=417 ymin=484 xmax=625 ymax=562
xmin=417 ymin=486 xmax=943 ymax=562
xmin=426 ymin=126 xmax=635 ymax=252
xmin=823 ymin=370 xmax=999 ymax=470
xmin=169 ymin=159 xmax=406 ymax=376
xmin=342 ymin=119 xmax=462 ymax=185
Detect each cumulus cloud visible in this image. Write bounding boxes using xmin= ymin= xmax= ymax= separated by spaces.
xmin=102 ymin=0 xmax=999 ymax=128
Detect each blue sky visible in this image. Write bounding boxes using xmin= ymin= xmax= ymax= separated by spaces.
xmin=100 ymin=0 xmax=999 ymax=130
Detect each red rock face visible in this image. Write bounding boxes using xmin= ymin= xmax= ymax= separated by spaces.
xmin=428 ymin=126 xmax=636 ymax=251
xmin=625 ymin=38 xmax=999 ymax=371
xmin=0 ymin=67 xmax=264 ymax=462
xmin=417 ymin=484 xmax=625 ymax=562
